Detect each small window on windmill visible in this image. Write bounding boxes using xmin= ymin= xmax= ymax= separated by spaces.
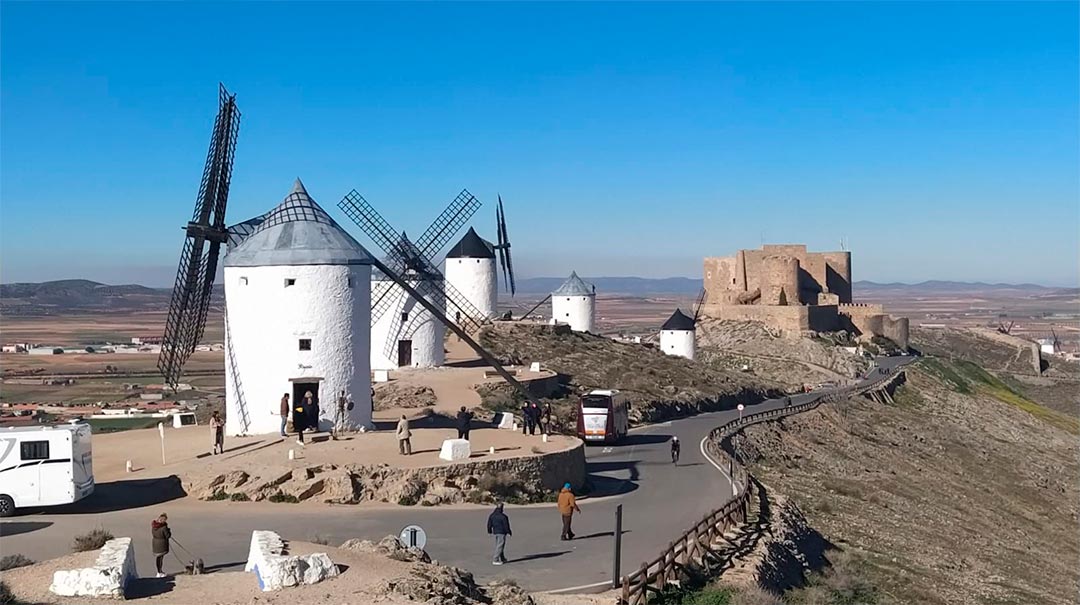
xmin=239 ymin=276 xmax=248 ymax=286
xmin=298 ymin=339 xmax=312 ymax=351
xmin=401 ymin=312 xmax=409 ymax=322
xmin=347 ymin=276 xmax=353 ymax=288
xmin=285 ymin=278 xmax=296 ymax=287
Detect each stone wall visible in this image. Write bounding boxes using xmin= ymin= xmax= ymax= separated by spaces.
xmin=245 ymin=530 xmax=339 ymax=591
xmin=703 ymin=245 xmax=853 ymax=307
xmin=838 ymin=304 xmax=909 ymax=350
xmin=50 ymin=538 xmax=137 ymax=599
xmin=698 ymin=304 xmax=840 ymax=336
xmin=194 ymin=440 xmax=586 ymax=506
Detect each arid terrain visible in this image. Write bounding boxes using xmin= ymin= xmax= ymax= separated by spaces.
xmin=693 ymin=330 xmax=1079 ymax=605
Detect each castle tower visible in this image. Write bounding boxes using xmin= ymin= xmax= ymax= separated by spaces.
xmin=551 ymin=271 xmax=596 ymax=332
xmin=443 ymin=227 xmax=497 ymax=320
xmin=223 ymin=179 xmax=374 ymax=436
xmin=762 ymin=255 xmax=800 ymax=306
xmin=660 ymin=308 xmax=696 ymax=360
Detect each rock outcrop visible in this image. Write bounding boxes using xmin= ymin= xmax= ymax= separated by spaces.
xmin=192 ymin=441 xmax=585 ymax=506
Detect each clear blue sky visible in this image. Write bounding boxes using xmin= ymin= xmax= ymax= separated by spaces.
xmin=2 ymin=2 xmax=1077 ymax=287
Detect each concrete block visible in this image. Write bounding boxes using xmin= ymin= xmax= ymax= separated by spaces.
xmin=50 ymin=537 xmax=137 ymax=599
xmin=246 ymin=530 xmax=339 ymax=592
xmin=439 ymin=438 xmax=471 ymax=462
xmin=529 ymin=362 xmax=541 ymax=372
xmin=494 ymin=412 xmax=515 ymax=430
xmin=373 ymin=370 xmax=390 ymax=383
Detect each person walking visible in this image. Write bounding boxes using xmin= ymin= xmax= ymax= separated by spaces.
xmin=333 ymin=390 xmax=349 ymax=440
xmin=456 ymin=406 xmax=473 ymax=441
xmin=396 ymin=414 xmax=412 ymax=455
xmin=209 ymin=411 xmax=225 ymax=455
xmin=279 ymin=393 xmax=290 ymax=437
xmin=557 ymin=483 xmax=581 ymax=541
xmin=306 ymin=391 xmax=320 ymax=436
xmin=487 ymin=502 xmax=511 ymax=565
xmin=294 ymin=392 xmax=310 ymax=446
xmin=151 ymin=513 xmax=172 ymax=578
xmin=520 ymin=403 xmax=532 ymax=435
xmin=670 ymin=435 xmax=680 ymax=464
xmin=540 ymin=403 xmax=553 ymax=434
xmin=527 ymin=403 xmax=541 ymax=435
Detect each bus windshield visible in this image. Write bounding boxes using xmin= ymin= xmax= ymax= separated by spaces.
xmin=581 ymin=395 xmax=612 ymax=409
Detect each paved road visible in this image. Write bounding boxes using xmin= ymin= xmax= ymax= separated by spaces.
xmin=0 ymin=356 xmax=911 ymax=593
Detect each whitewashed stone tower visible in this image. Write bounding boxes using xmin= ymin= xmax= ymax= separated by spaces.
xmin=444 ymin=227 xmax=497 ymax=320
xmin=660 ymin=308 xmax=696 ymax=360
xmin=223 ymin=179 xmax=374 ymax=436
xmin=369 ymin=282 xmax=446 ymax=371
xmin=551 ymin=271 xmax=596 ymax=333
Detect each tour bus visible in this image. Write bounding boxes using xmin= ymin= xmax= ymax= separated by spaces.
xmin=0 ymin=422 xmax=94 ymax=517
xmin=576 ymin=389 xmax=630 ymax=444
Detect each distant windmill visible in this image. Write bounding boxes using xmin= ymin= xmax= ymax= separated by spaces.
xmin=158 ymin=84 xmax=240 ymax=389
xmin=997 ymin=320 xmax=1015 ymax=335
xmin=338 ymin=190 xmax=490 ymax=367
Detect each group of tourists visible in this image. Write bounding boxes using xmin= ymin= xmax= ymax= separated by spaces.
xmin=486 ymin=482 xmax=582 ymax=565
xmin=519 ymin=401 xmax=552 ymax=435
xmin=150 ymin=480 xmax=585 ymax=576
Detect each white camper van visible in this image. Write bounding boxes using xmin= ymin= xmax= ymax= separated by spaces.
xmin=0 ymin=423 xmax=94 ymax=517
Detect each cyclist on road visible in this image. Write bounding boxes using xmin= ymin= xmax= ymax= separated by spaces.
xmin=670 ymin=436 xmax=681 ymax=464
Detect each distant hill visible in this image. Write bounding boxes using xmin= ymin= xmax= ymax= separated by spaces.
xmin=855 ymin=280 xmax=1078 ymax=296
xmin=1 ymin=279 xmax=190 ymax=315
xmin=515 ymin=276 xmax=702 ymax=295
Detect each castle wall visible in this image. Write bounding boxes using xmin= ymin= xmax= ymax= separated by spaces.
xmin=704 ymin=256 xmax=738 ymax=304
xmin=699 ymin=303 xmax=839 ymax=336
xmin=838 ymin=303 xmax=909 ymax=350
xmin=822 ymin=251 xmax=853 ymax=303
xmin=883 ymin=316 xmax=910 ymax=351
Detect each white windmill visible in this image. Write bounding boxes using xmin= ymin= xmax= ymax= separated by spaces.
xmin=551 ymin=272 xmax=596 ymax=333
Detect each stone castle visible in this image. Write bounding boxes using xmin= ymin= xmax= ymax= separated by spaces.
xmin=700 ymin=244 xmax=909 ymax=350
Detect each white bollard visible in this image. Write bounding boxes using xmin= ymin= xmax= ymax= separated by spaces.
xmin=126 ymin=460 xmax=133 ymax=473
xmin=489 ymin=446 xmax=495 ymax=455
xmin=542 ymin=434 xmax=549 ymax=443
xmin=288 ymin=449 xmax=295 ymax=461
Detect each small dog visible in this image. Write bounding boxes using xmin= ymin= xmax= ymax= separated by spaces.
xmin=185 ymin=558 xmax=205 ymax=575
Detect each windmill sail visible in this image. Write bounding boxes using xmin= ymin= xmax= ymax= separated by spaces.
xmin=158 ymin=84 xmax=240 ymax=388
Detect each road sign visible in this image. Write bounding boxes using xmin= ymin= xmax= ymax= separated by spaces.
xmin=399 ymin=524 xmax=427 ymax=550
xmin=736 ymin=404 xmax=744 ymax=411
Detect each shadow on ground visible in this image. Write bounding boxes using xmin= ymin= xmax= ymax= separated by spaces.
xmin=41 ymin=476 xmax=187 ymax=515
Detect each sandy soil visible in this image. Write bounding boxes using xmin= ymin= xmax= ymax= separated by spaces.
xmin=2 ymin=540 xmax=418 ymax=605
xmin=93 ymin=422 xmax=575 ymax=484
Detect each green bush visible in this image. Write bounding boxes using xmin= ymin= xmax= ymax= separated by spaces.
xmin=73 ymin=527 xmax=114 ymax=552
xmin=268 ymin=493 xmax=299 ymax=504
xmin=206 ymin=491 xmax=229 ymax=501
xmin=0 ymin=554 xmax=34 ymax=571
xmin=229 ymin=492 xmax=250 ymax=502
xmin=0 ymin=580 xmax=16 ymax=605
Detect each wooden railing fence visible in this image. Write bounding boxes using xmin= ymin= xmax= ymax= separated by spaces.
xmin=617 ymin=368 xmax=903 ymax=605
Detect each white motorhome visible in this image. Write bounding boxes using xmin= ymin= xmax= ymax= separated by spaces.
xmin=0 ymin=423 xmax=94 ymax=516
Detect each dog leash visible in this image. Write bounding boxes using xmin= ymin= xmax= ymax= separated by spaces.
xmin=170 ymin=537 xmax=199 ymax=559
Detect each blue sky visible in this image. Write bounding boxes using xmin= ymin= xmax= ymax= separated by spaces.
xmin=2 ymin=2 xmax=1077 ymax=287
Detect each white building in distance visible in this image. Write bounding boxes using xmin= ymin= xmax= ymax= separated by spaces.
xmin=660 ymin=308 xmax=696 ymax=360
xmin=552 ymin=271 xmax=596 ymax=333
xmin=443 ymin=227 xmax=497 ymax=321
xmin=369 ymin=278 xmax=446 ymax=371
xmin=223 ymin=179 xmax=374 ymax=436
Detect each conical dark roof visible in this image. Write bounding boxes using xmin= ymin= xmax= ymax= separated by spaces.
xmin=553 ymin=271 xmax=595 ymax=296
xmin=446 ymin=227 xmax=495 ymax=259
xmin=661 ymin=308 xmax=696 ymax=331
xmin=224 ymin=179 xmax=374 ymax=267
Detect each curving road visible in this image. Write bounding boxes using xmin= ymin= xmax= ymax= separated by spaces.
xmin=0 ymin=356 xmax=910 ymax=593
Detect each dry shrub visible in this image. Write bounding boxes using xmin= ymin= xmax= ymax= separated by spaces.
xmin=0 ymin=554 xmax=34 ymax=571
xmin=72 ymin=527 xmax=114 ymax=552
xmin=476 ymin=472 xmax=523 ymax=499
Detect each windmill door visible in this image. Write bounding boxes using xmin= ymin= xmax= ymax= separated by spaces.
xmin=397 ymin=340 xmax=412 ymax=367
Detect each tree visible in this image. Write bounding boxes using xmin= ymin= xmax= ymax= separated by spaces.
xmin=52 ymin=348 xmax=64 ymax=355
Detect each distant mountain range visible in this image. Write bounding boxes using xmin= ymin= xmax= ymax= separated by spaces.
xmin=1 ymin=278 xmax=1074 ymax=314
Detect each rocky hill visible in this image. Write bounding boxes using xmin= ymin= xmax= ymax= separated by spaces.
xmin=0 ymin=279 xmax=175 ymax=315
xmin=710 ymin=333 xmax=1079 ymax=604
xmin=695 ymin=319 xmax=871 ymax=389
xmin=478 ymin=322 xmax=782 ymax=424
